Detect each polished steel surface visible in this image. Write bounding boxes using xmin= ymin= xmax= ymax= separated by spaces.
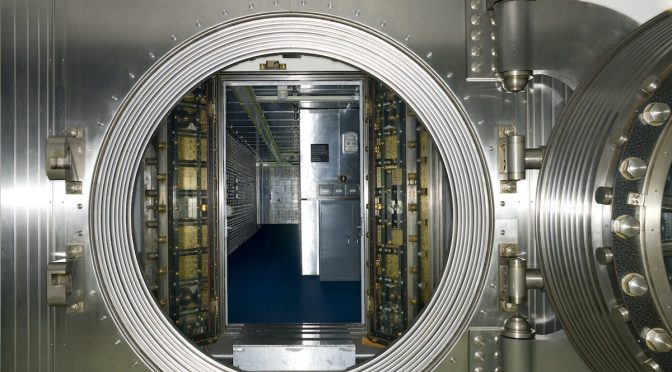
xmin=0 ymin=0 xmax=649 ymax=370
xmin=88 ymin=14 xmax=492 ymax=372
xmin=537 ymin=11 xmax=672 ymax=372
xmin=299 ymin=107 xmax=361 ymax=199
xmin=299 ymin=106 xmax=361 ymax=276
xmin=0 ymin=0 xmax=57 ymax=370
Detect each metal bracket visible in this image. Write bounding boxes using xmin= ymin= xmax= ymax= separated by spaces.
xmin=498 ymin=126 xmax=544 ymax=192
xmin=47 ymin=259 xmax=74 ymax=306
xmin=499 ymin=251 xmax=544 ymax=311
xmin=45 ymin=128 xmax=85 ymax=194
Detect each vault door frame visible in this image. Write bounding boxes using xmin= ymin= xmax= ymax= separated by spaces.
xmin=217 ymin=74 xmax=368 ymax=327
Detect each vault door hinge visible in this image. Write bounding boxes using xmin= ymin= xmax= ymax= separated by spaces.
xmin=45 ymin=128 xmax=85 ymax=194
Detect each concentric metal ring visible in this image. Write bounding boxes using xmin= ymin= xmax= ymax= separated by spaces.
xmin=538 ymin=11 xmax=672 ymax=372
xmin=90 ymin=14 xmax=492 ymax=371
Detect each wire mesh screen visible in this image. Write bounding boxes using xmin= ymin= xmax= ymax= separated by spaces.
xmin=259 ymin=165 xmax=300 ymax=224
xmin=226 ymin=133 xmax=258 ymax=254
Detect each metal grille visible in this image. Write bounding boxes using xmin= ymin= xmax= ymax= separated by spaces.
xmin=226 ymin=133 xmax=258 ymax=254
xmin=259 ymin=165 xmax=300 ymax=224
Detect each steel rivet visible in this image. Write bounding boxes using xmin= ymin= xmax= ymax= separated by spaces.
xmin=595 ymin=247 xmax=613 ymax=265
xmin=248 ymin=2 xmax=254 ymax=9
xmin=380 ymin=20 xmax=386 ymax=27
xmin=610 ymin=304 xmax=630 ymax=322
xmin=148 ymin=52 xmax=155 ymax=59
xmin=170 ymin=34 xmax=177 ymax=41
xmin=222 ymin=9 xmax=229 ymax=16
xmin=128 ymin=73 xmax=135 ymax=79
xmin=327 ymin=1 xmax=332 ymax=8
xmin=111 ymin=96 xmax=118 ymax=101
xmin=97 ymin=121 xmax=105 ymax=126
xmin=404 ymin=34 xmax=411 ymax=42
xmin=114 ymin=339 xmax=121 ymax=346
xmin=426 ymin=52 xmax=433 ymax=59
xmin=446 ymin=72 xmax=453 ymax=79
xmin=354 ymin=9 xmax=360 ymax=16
xmin=595 ymin=186 xmax=613 ymax=205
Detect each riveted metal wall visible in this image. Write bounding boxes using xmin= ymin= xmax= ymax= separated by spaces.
xmin=226 ymin=133 xmax=258 ymax=254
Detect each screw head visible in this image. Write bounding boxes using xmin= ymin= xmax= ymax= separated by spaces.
xmin=641 ymin=102 xmax=671 ymax=126
xmin=621 ymin=273 xmax=648 ymax=297
xmin=612 ymin=215 xmax=640 ymax=238
xmin=643 ymin=328 xmax=672 ymax=352
xmin=619 ymin=157 xmax=648 ymax=180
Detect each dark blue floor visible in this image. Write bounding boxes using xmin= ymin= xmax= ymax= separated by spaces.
xmin=227 ymin=224 xmax=361 ymax=323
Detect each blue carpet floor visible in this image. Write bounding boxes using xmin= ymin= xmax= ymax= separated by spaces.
xmin=227 ymin=224 xmax=361 ymax=323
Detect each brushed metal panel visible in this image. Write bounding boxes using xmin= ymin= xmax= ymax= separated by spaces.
xmin=0 ymin=0 xmax=56 ymax=370
xmin=319 ymin=200 xmax=360 ymax=282
xmin=0 ymin=0 xmax=642 ymax=369
xmin=299 ymin=108 xmax=360 ymax=199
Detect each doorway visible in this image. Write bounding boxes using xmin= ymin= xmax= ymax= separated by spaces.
xmin=221 ymin=78 xmax=366 ymax=325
